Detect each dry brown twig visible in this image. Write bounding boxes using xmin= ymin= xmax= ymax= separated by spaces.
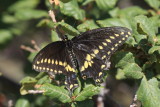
xmin=20 ymin=40 xmax=40 ymax=52
xmin=130 ymin=95 xmax=138 ymax=107
xmin=49 ymin=0 xmax=60 ymax=5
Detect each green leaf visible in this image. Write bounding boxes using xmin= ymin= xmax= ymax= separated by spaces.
xmin=109 ymin=6 xmax=147 ymax=18
xmin=51 ymin=30 xmax=60 ymax=42
xmin=59 ymin=0 xmax=85 ymax=21
xmin=135 ymin=15 xmax=157 ymax=45
xmin=121 ymin=63 xmax=143 ymax=79
xmin=2 ymin=14 xmax=18 ymax=24
xmin=144 ymin=0 xmax=160 ymax=10
xmin=0 ymin=30 xmax=12 ymax=44
xmin=39 ymin=83 xmax=71 ymax=103
xmin=20 ymin=76 xmax=37 ymax=84
xmin=95 ymin=0 xmax=118 ymax=11
xmin=8 ymin=0 xmax=39 ymax=12
xmin=116 ymin=69 xmax=126 ymax=80
xmin=15 ymin=9 xmax=48 ymax=20
xmin=15 ymin=98 xmax=30 ymax=107
xmin=113 ymin=52 xmax=135 ymax=68
xmin=36 ymin=75 xmax=51 ymax=85
xmin=82 ymin=0 xmax=94 ymax=6
xmin=148 ymin=46 xmax=160 ymax=54
xmin=20 ymin=77 xmax=37 ymax=95
xmin=137 ymin=77 xmax=160 ymax=107
xmin=97 ymin=18 xmax=131 ymax=29
xmin=75 ymin=84 xmax=101 ymax=101
xmin=77 ymin=20 xmax=99 ymax=32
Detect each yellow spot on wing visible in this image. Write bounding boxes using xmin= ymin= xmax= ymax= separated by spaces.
xmin=50 ymin=69 xmax=53 ymax=72
xmin=102 ymin=42 xmax=107 ymax=46
xmin=99 ymin=72 xmax=103 ymax=77
xmin=96 ymin=79 xmax=100 ymax=82
xmin=88 ymin=62 xmax=92 ymax=66
xmin=54 ymin=70 xmax=57 ymax=73
xmin=36 ymin=66 xmax=39 ymax=69
xmin=47 ymin=68 xmax=49 ymax=70
xmin=70 ymin=84 xmax=73 ymax=89
xmin=91 ymin=53 xmax=96 ymax=57
xmin=59 ymin=61 xmax=63 ymax=65
xmin=115 ymin=44 xmax=118 ymax=47
xmin=128 ymin=32 xmax=131 ymax=35
xmin=126 ymin=35 xmax=129 ymax=37
xmin=41 ymin=59 xmax=43 ymax=63
xmin=37 ymin=61 xmax=40 ymax=64
xmin=86 ymin=54 xmax=91 ymax=61
xmin=52 ymin=59 xmax=54 ymax=64
xmin=108 ymin=51 xmax=111 ymax=55
xmin=101 ymin=65 xmax=105 ymax=69
xmin=110 ymin=36 xmax=115 ymax=39
xmin=63 ymin=62 xmax=67 ymax=67
xmin=111 ymin=47 xmax=114 ymax=50
xmin=99 ymin=45 xmax=103 ymax=49
xmin=81 ymin=66 xmax=85 ymax=71
xmin=43 ymin=67 xmax=45 ymax=70
xmin=67 ymin=65 xmax=72 ymax=71
xmin=48 ymin=59 xmax=51 ymax=64
xmin=93 ymin=49 xmax=99 ymax=54
xmin=55 ymin=60 xmax=58 ymax=65
xmin=119 ymin=41 xmax=122 ymax=43
xmin=106 ymin=39 xmax=111 ymax=43
xmin=33 ymin=65 xmax=36 ymax=69
xmin=102 ymin=55 xmax=106 ymax=59
xmin=84 ymin=61 xmax=88 ymax=68
xmin=39 ymin=67 xmax=42 ymax=70
xmin=121 ymin=32 xmax=124 ymax=35
xmin=122 ymin=38 xmax=125 ymax=40
xmin=115 ymin=34 xmax=119 ymax=37
xmin=58 ymin=70 xmax=62 ymax=73
xmin=44 ymin=58 xmax=47 ymax=63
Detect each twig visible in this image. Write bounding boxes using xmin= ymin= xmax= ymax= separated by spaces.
xmin=8 ymin=100 xmax=13 ymax=107
xmin=97 ymin=83 xmax=110 ymax=107
xmin=31 ymin=40 xmax=40 ymax=51
xmin=130 ymin=95 xmax=138 ymax=107
xmin=49 ymin=10 xmax=57 ymax=23
xmin=49 ymin=0 xmax=60 ymax=5
xmin=20 ymin=40 xmax=40 ymax=52
xmin=28 ymin=90 xmax=45 ymax=94
xmin=20 ymin=45 xmax=36 ymax=53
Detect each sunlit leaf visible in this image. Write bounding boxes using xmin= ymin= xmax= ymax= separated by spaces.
xmin=39 ymin=83 xmax=71 ymax=103
xmin=59 ymin=0 xmax=85 ymax=21
xmin=15 ymin=98 xmax=30 ymax=107
xmin=137 ymin=77 xmax=160 ymax=107
xmin=95 ymin=0 xmax=118 ymax=11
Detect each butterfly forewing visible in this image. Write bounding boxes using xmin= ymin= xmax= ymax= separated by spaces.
xmin=32 ymin=41 xmax=78 ymax=90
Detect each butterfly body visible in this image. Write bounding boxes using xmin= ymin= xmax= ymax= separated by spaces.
xmin=33 ymin=26 xmax=132 ymax=91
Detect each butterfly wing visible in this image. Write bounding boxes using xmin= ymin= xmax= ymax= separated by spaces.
xmin=72 ymin=26 xmax=132 ymax=83
xmin=32 ymin=41 xmax=78 ymax=90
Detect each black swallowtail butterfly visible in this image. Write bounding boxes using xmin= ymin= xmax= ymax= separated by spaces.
xmin=33 ymin=26 xmax=131 ymax=91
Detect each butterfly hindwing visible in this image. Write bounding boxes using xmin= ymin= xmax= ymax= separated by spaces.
xmin=72 ymin=27 xmax=131 ymax=83
xmin=32 ymin=41 xmax=78 ymax=90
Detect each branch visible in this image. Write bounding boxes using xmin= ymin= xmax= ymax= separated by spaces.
xmin=20 ymin=40 xmax=40 ymax=53
xmin=130 ymin=95 xmax=138 ymax=107
xmin=49 ymin=10 xmax=57 ymax=23
xmin=28 ymin=90 xmax=45 ymax=94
